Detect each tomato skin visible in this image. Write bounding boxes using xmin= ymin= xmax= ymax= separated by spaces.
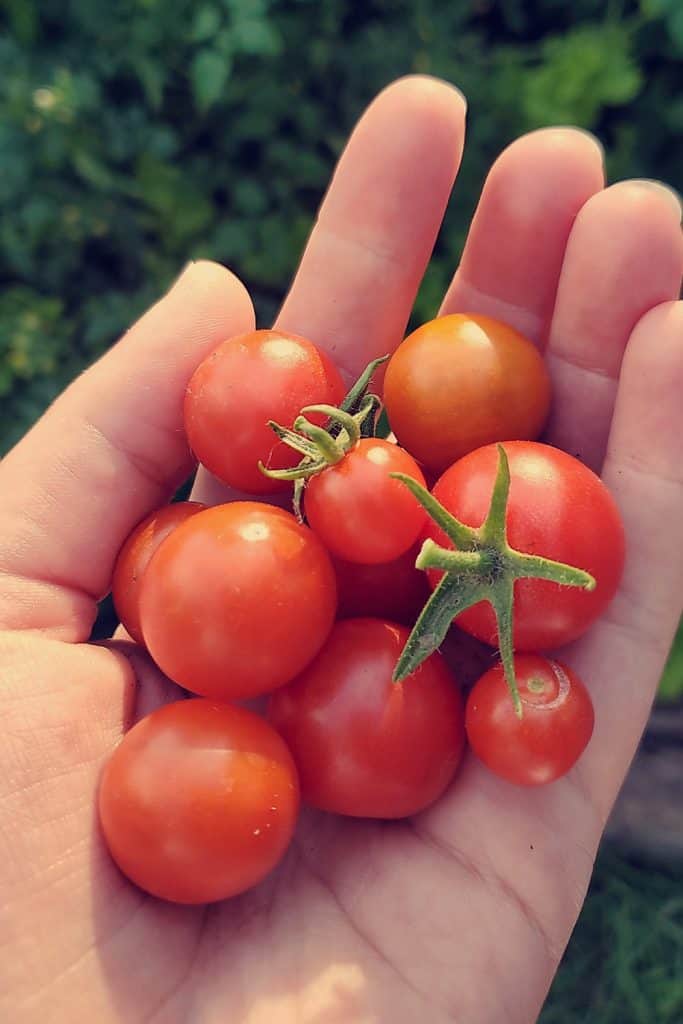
xmin=184 ymin=329 xmax=345 ymax=494
xmin=304 ymin=439 xmax=427 ymax=564
xmin=111 ymin=502 xmax=205 ymax=645
xmin=465 ymin=655 xmax=594 ymax=785
xmin=426 ymin=441 xmax=625 ymax=650
xmin=383 ymin=313 xmax=551 ymax=475
xmin=139 ymin=502 xmax=337 ymax=700
xmin=98 ymin=699 xmax=299 ymax=904
xmin=268 ymin=618 xmax=465 ymax=818
xmin=332 ymin=543 xmax=430 ymax=626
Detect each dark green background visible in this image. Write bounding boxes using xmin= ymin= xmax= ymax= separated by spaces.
xmin=2 ymin=0 xmax=682 ymax=451
xmin=1 ymin=2 xmax=682 ymax=1021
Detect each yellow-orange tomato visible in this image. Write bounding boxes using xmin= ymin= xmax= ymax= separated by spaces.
xmin=383 ymin=313 xmax=551 ymax=475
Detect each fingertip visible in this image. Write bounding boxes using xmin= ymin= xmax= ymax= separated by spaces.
xmin=348 ymin=74 xmax=467 ymax=181
xmin=575 ymin=179 xmax=683 ymax=236
xmin=626 ymin=179 xmax=682 ymax=221
xmin=491 ymin=126 xmax=605 ymax=200
xmin=625 ymin=299 xmax=683 ymax=370
xmin=609 ymin=300 xmax=683 ymax=480
xmin=167 ymin=259 xmax=256 ymax=332
xmin=374 ymin=73 xmax=468 ymax=116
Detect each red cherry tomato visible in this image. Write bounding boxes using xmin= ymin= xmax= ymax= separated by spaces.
xmin=99 ymin=699 xmax=300 ymax=904
xmin=465 ymin=654 xmax=594 ymax=785
xmin=426 ymin=441 xmax=625 ymax=649
xmin=332 ymin=543 xmax=430 ymax=626
xmin=383 ymin=313 xmax=551 ymax=475
xmin=111 ymin=502 xmax=205 ymax=645
xmin=268 ymin=618 xmax=465 ymax=818
xmin=304 ymin=439 xmax=427 ymax=564
xmin=184 ymin=329 xmax=345 ymax=494
xmin=139 ymin=502 xmax=337 ymax=700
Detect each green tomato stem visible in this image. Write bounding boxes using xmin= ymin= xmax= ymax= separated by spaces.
xmin=392 ymin=445 xmax=597 ymax=714
xmin=259 ymin=357 xmax=387 ymax=486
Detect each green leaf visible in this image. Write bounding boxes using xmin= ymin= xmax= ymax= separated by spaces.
xmin=191 ymin=6 xmax=222 ymax=43
xmin=135 ymin=57 xmax=166 ymax=110
xmin=523 ymin=25 xmax=642 ymax=128
xmin=231 ymin=16 xmax=282 ymax=56
xmin=191 ymin=48 xmax=231 ymax=112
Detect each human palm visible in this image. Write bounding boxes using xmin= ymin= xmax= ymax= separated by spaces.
xmin=2 ymin=78 xmax=682 ymax=1024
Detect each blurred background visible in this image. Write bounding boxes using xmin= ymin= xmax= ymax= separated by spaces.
xmin=1 ymin=1 xmax=681 ymax=1020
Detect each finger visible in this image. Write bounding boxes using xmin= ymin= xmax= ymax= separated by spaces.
xmin=0 ymin=261 xmax=254 ymax=641
xmin=568 ymin=300 xmax=683 ymax=818
xmin=276 ymin=75 xmax=466 ymax=377
xmin=544 ymin=181 xmax=683 ymax=469
xmin=440 ymin=128 xmax=604 ymax=342
xmin=192 ymin=77 xmax=465 ymax=506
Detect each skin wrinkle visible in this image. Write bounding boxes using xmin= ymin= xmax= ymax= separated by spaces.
xmin=546 ymin=348 xmax=620 ymax=380
xmin=15 ymin=895 xmax=152 ymax=1016
xmin=442 ymin=274 xmax=545 ymax=344
xmin=406 ymin=817 xmax=561 ymax=967
xmin=313 ymin=219 xmax=413 ymax=272
xmin=295 ymin=840 xmax=454 ymax=1024
xmin=145 ymin=906 xmax=210 ymax=1024
xmin=606 ymin=449 xmax=683 ymax=492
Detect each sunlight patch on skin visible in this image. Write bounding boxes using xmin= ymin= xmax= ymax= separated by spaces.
xmin=441 ymin=274 xmax=545 ymax=344
xmin=247 ymin=962 xmax=371 ymax=1024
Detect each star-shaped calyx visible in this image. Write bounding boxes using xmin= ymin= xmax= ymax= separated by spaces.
xmin=392 ymin=445 xmax=596 ymax=716
xmin=259 ymin=355 xmax=387 ymax=518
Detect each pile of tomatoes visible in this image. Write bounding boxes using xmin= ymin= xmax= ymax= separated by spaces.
xmin=99 ymin=314 xmax=625 ymax=905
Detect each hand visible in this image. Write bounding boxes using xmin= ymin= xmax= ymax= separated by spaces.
xmin=2 ymin=76 xmax=682 ymax=1024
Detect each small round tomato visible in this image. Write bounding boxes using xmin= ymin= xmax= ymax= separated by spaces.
xmin=383 ymin=313 xmax=551 ymax=475
xmin=184 ymin=329 xmax=345 ymax=494
xmin=465 ymin=654 xmax=594 ymax=785
xmin=268 ymin=618 xmax=465 ymax=818
xmin=99 ymin=699 xmax=300 ymax=904
xmin=304 ymin=439 xmax=427 ymax=564
xmin=426 ymin=441 xmax=625 ymax=650
xmin=112 ymin=502 xmax=205 ymax=645
xmin=139 ymin=502 xmax=337 ymax=700
xmin=332 ymin=543 xmax=430 ymax=625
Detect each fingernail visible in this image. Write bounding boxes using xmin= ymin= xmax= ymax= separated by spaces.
xmin=629 ymin=179 xmax=682 ymax=222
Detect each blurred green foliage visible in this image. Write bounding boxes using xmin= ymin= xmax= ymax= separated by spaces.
xmin=542 ymin=849 xmax=683 ymax=1023
xmin=1 ymin=0 xmax=682 ymax=453
xmin=659 ymin=617 xmax=683 ymax=702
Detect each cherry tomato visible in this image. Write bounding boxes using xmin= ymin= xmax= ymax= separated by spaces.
xmin=383 ymin=313 xmax=551 ymax=475
xmin=332 ymin=543 xmax=430 ymax=625
xmin=465 ymin=654 xmax=594 ymax=785
xmin=111 ymin=502 xmax=205 ymax=645
xmin=184 ymin=329 xmax=345 ymax=494
xmin=268 ymin=618 xmax=465 ymax=818
xmin=139 ymin=502 xmax=337 ymax=699
xmin=304 ymin=439 xmax=427 ymax=564
xmin=426 ymin=441 xmax=625 ymax=649
xmin=99 ymin=699 xmax=300 ymax=904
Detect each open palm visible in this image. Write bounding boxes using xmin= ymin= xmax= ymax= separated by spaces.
xmin=2 ymin=78 xmax=682 ymax=1024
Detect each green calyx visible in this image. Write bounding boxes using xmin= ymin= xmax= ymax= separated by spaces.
xmin=258 ymin=354 xmax=387 ymax=518
xmin=392 ymin=445 xmax=596 ymax=717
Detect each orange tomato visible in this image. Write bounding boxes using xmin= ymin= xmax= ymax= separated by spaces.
xmin=383 ymin=313 xmax=551 ymax=475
